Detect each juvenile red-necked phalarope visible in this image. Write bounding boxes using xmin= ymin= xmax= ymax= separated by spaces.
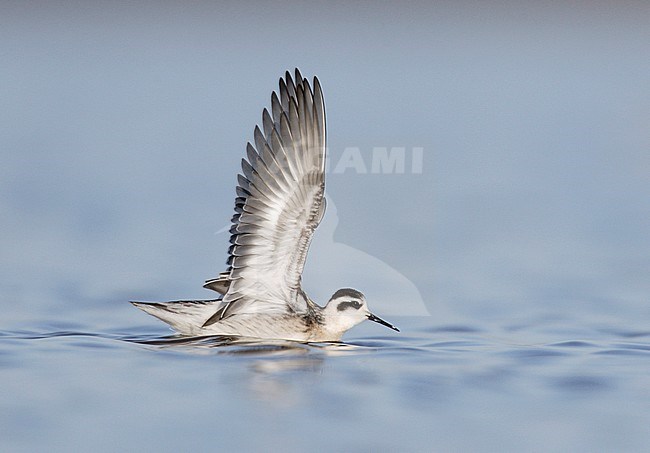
xmin=131 ymin=69 xmax=399 ymax=342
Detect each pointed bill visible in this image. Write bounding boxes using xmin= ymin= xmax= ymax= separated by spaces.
xmin=367 ymin=313 xmax=400 ymax=332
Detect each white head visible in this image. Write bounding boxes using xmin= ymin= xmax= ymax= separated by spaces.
xmin=322 ymin=288 xmax=399 ymax=338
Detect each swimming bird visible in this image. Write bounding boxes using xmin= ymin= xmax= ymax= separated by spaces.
xmin=131 ymin=69 xmax=399 ymax=342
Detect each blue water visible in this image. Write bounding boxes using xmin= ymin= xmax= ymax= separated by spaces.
xmin=2 ymin=307 xmax=650 ymax=452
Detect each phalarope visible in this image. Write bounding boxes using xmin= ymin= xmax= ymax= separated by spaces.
xmin=131 ymin=69 xmax=399 ymax=342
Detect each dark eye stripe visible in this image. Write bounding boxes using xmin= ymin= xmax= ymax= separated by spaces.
xmin=337 ymin=300 xmax=361 ymax=311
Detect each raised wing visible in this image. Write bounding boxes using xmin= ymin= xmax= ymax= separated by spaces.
xmin=203 ymin=69 xmax=326 ymax=325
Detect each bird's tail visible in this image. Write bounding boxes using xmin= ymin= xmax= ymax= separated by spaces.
xmin=130 ymin=299 xmax=223 ymax=335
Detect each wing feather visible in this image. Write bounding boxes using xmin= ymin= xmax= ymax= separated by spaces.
xmin=204 ymin=70 xmax=326 ymax=323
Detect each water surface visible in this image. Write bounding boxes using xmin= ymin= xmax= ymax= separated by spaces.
xmin=2 ymin=308 xmax=649 ymax=452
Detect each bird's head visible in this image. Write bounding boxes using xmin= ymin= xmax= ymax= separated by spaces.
xmin=323 ymin=288 xmax=399 ymax=336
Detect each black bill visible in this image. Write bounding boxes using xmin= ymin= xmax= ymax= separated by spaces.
xmin=367 ymin=313 xmax=400 ymax=332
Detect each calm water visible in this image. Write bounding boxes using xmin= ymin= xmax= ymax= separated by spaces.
xmin=2 ymin=305 xmax=650 ymax=452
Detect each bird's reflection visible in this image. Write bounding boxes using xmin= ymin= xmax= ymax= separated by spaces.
xmin=129 ymin=333 xmax=364 ymax=368
xmin=126 ymin=333 xmax=379 ymax=403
